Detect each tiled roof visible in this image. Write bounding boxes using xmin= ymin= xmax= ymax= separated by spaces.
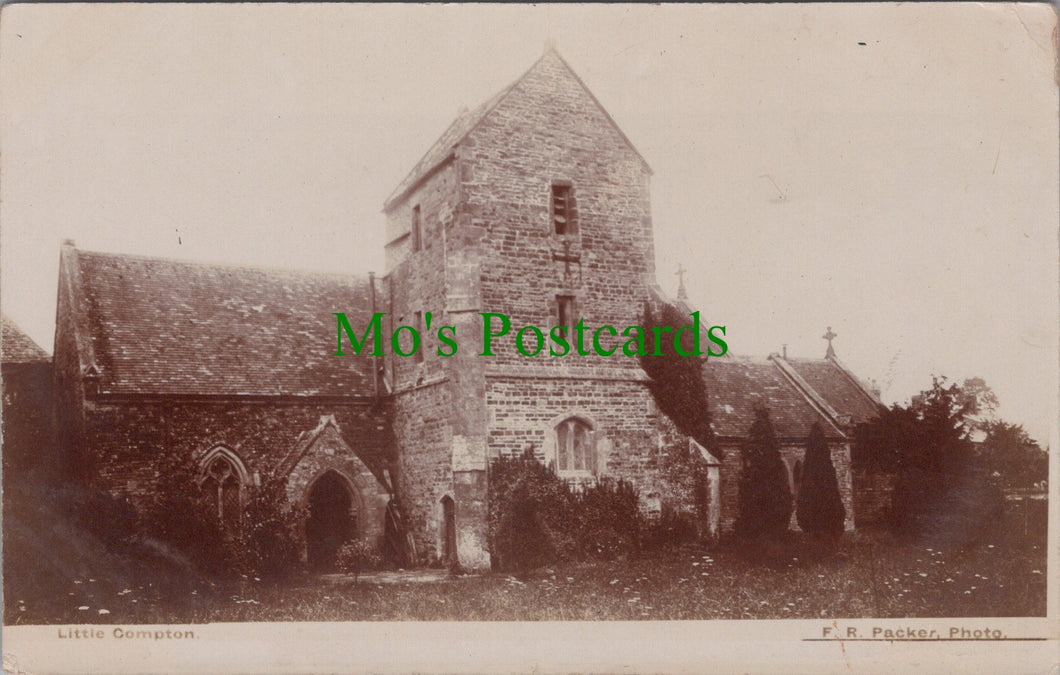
xmin=785 ymin=357 xmax=882 ymax=425
xmin=72 ymin=250 xmax=377 ymax=397
xmin=1 ymin=315 xmax=50 ymax=364
xmin=704 ymin=356 xmax=843 ymax=441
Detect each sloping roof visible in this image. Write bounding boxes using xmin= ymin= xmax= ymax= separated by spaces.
xmin=785 ymin=357 xmax=882 ymax=425
xmin=68 ymin=248 xmax=377 ymax=397
xmin=384 ymin=82 xmax=515 ymax=211
xmin=384 ymin=48 xmax=650 ymax=211
xmin=1 ymin=315 xmax=50 ymax=364
xmin=278 ymin=414 xmax=391 ymax=490
xmin=704 ymin=355 xmax=844 ymax=441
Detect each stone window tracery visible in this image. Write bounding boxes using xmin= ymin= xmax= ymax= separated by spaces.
xmin=555 ymin=417 xmax=595 ymax=478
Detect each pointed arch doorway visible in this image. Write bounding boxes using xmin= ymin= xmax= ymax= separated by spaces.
xmin=306 ymin=471 xmax=358 ymax=573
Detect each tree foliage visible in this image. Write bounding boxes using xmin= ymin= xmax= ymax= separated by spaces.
xmin=638 ymin=301 xmax=719 ymax=458
xmin=795 ymin=423 xmax=845 ymax=541
xmin=979 ymin=421 xmax=1048 ymax=490
xmin=856 ymin=376 xmax=1004 ymax=542
xmin=735 ymin=407 xmax=793 ymax=541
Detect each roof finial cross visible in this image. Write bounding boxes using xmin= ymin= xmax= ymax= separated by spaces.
xmin=675 ymin=263 xmax=688 ymax=300
xmin=823 ymin=326 xmax=837 ymax=359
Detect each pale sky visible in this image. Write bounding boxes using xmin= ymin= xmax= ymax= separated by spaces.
xmin=1 ymin=4 xmax=1057 ymax=445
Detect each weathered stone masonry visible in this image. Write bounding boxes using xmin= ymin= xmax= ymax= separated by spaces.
xmin=46 ymin=47 xmax=884 ymax=575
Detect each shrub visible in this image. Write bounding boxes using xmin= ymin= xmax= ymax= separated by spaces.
xmin=575 ymin=477 xmax=642 ymax=561
xmin=336 ymin=540 xmax=385 ymax=580
xmin=642 ymin=505 xmax=699 ymax=552
xmin=140 ymin=450 xmax=307 ymax=581
xmin=139 ymin=448 xmax=232 ymax=577
xmin=488 ymin=450 xmax=645 ymax=572
xmin=735 ymin=407 xmax=792 ymax=543
xmin=488 ymin=450 xmax=576 ymax=572
xmin=231 ymin=471 xmax=307 ymax=582
xmin=796 ymin=423 xmax=846 ymax=545
xmin=72 ymin=488 xmax=139 ymax=549
xmin=638 ymin=302 xmax=719 ymax=458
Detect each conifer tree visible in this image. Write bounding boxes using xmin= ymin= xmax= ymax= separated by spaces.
xmin=735 ymin=407 xmax=792 ymax=540
xmin=795 ymin=423 xmax=846 ymax=542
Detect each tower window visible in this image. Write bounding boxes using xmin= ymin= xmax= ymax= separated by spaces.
xmin=411 ymin=205 xmax=423 ymax=252
xmin=556 ymin=295 xmax=576 ymax=335
xmin=551 ymin=183 xmax=575 ymax=236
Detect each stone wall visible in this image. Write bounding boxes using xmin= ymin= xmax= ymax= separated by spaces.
xmin=77 ymin=397 xmax=392 ymax=538
xmin=390 ymin=380 xmax=454 ymax=565
xmin=461 ymin=51 xmax=656 ymax=369
xmin=486 ymin=373 xmax=695 ymax=510
xmin=853 ymin=467 xmax=894 ymax=527
xmin=1 ymin=362 xmax=55 ymax=480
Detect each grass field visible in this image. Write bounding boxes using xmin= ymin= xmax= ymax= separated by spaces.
xmin=4 ymin=479 xmax=1046 ymax=624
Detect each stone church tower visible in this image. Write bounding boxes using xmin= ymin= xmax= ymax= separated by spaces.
xmin=382 ymin=48 xmax=687 ymax=570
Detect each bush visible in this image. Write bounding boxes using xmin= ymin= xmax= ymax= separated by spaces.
xmin=488 ymin=451 xmax=645 ymax=572
xmin=140 ymin=450 xmax=307 ymax=581
xmin=638 ymin=301 xmax=719 ymax=457
xmin=796 ymin=423 xmax=846 ymax=545
xmin=575 ymin=477 xmax=642 ymax=561
xmin=735 ymin=407 xmax=792 ymax=543
xmin=336 ymin=540 xmax=385 ymax=579
xmin=642 ymin=505 xmax=699 ymax=552
xmin=72 ymin=489 xmax=139 ymax=549
xmin=488 ymin=451 xmax=576 ymax=573
xmin=139 ymin=449 xmax=232 ymax=577
xmin=231 ymin=471 xmax=307 ymax=582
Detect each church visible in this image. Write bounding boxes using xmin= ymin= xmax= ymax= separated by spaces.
xmin=51 ymin=48 xmax=881 ymax=572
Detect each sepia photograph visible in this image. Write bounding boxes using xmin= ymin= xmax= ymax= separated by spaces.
xmin=1 ymin=3 xmax=1057 ymax=673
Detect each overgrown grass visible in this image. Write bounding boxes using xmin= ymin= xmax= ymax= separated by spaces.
xmin=5 ymin=483 xmax=1046 ymax=624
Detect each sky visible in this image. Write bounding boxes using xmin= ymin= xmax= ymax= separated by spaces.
xmin=1 ymin=4 xmax=1057 ymax=446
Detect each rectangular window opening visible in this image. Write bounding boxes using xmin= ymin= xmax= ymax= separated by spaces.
xmin=556 ymin=295 xmax=575 ymax=335
xmin=551 ymin=184 xmax=575 ymax=236
xmin=411 ymin=205 xmax=423 ymax=252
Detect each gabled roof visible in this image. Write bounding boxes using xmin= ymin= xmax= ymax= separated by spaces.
xmin=784 ymin=356 xmax=883 ymax=425
xmin=384 ymin=48 xmax=651 ymax=211
xmin=1 ymin=315 xmax=50 ymax=364
xmin=278 ymin=415 xmax=391 ymax=491
xmin=63 ymin=247 xmax=378 ymax=397
xmin=704 ymin=355 xmax=845 ymax=441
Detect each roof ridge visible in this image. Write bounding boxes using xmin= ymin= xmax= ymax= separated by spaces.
xmin=75 ymin=248 xmax=372 ymax=283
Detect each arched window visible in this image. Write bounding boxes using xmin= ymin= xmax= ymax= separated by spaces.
xmin=199 ymin=448 xmax=247 ymax=530
xmin=555 ymin=417 xmax=595 ymax=477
